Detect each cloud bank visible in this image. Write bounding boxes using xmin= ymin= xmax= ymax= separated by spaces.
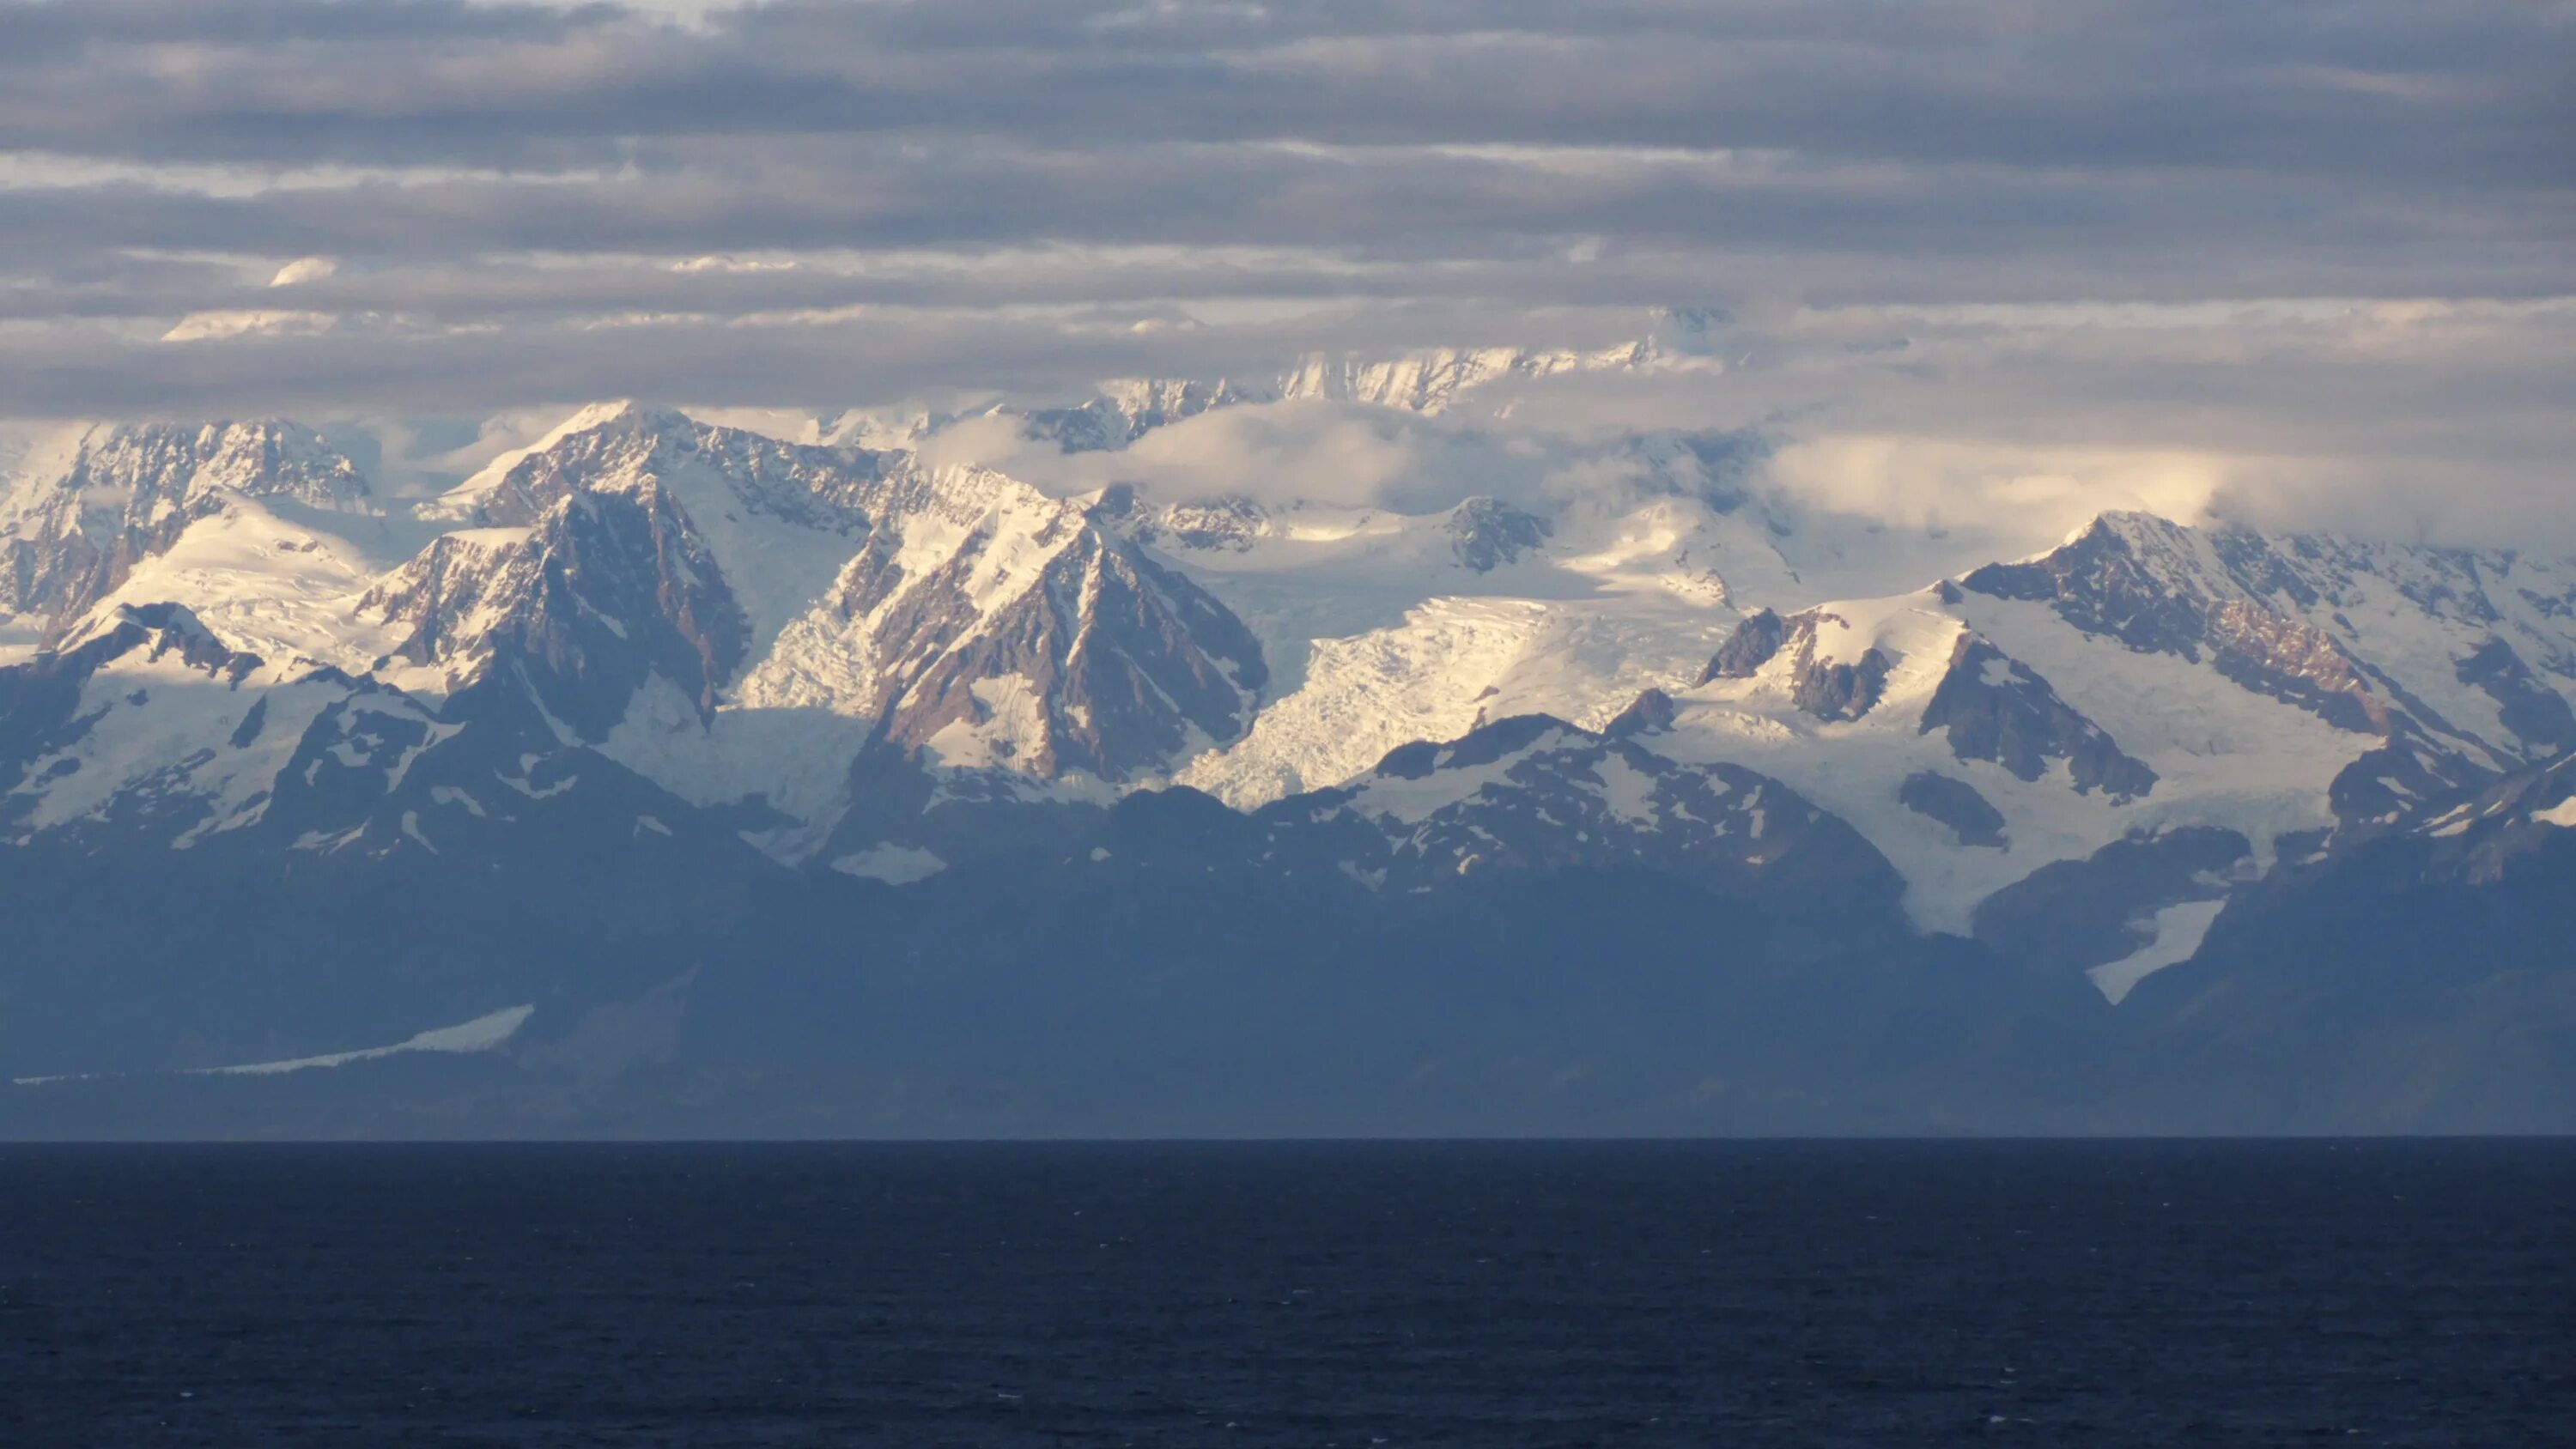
xmin=1 ymin=0 xmax=2569 ymax=545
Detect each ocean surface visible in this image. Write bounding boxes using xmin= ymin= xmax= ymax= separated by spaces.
xmin=3 ymin=1141 xmax=2573 ymax=1446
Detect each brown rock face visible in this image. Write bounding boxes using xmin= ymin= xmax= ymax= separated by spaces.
xmin=855 ymin=520 xmax=1267 ymax=780
xmin=1701 ymin=609 xmax=1786 ymax=682
xmin=1919 ymin=634 xmax=2158 ymax=799
xmin=1963 ymin=513 xmax=2393 ymax=736
xmin=363 ymin=486 xmax=754 ymax=739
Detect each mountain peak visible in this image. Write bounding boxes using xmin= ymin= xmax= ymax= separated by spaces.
xmin=0 ymin=419 xmax=374 ymax=630
xmin=64 ymin=598 xmax=225 ymax=657
xmin=555 ymin=399 xmax=702 ymax=438
xmin=76 ymin=418 xmax=373 ymax=507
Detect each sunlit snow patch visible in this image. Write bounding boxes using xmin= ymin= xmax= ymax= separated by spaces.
xmin=12 ymin=1005 xmax=538 ymax=1087
xmin=196 ymin=1005 xmax=536 ymax=1077
xmin=831 ymin=844 xmax=949 ymax=884
xmin=2087 ymin=900 xmax=2227 ymax=1005
xmin=2531 ymin=798 xmax=2576 ymax=829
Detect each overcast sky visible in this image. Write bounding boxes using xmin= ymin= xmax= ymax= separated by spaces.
xmin=3 ymin=0 xmax=2571 ymax=544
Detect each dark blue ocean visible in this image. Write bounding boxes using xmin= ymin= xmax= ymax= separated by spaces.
xmin=3 ymin=1141 xmax=2572 ymax=1446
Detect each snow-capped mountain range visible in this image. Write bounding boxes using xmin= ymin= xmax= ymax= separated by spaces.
xmin=9 ymin=331 xmax=2576 ymax=1134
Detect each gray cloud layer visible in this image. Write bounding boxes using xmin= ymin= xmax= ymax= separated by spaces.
xmin=2 ymin=0 xmax=2570 ymax=545
xmin=6 ymin=2 xmax=2567 ymax=178
xmin=5 ymin=0 xmax=2566 ymax=269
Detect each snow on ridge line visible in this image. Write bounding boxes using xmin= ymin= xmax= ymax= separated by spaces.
xmin=428 ymin=400 xmax=657 ymax=517
xmin=9 ymin=1005 xmax=537 ymax=1087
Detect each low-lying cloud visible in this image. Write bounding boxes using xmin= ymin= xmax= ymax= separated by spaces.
xmin=0 ymin=0 xmax=2567 ymax=549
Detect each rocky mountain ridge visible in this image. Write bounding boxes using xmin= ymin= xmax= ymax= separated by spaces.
xmin=8 ymin=378 xmax=2576 ymax=1133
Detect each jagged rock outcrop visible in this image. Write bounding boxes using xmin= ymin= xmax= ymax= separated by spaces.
xmin=1700 ymin=606 xmax=1905 ymax=723
xmin=1899 ymin=771 xmax=2008 ymax=848
xmin=1919 ymin=635 xmax=2158 ymax=798
xmin=1605 ymin=688 xmax=1679 ymax=738
xmin=1444 ymin=497 xmax=1552 ymax=573
xmin=1702 ymin=608 xmax=1787 ymax=682
xmin=1790 ymin=642 xmax=1893 ymax=723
